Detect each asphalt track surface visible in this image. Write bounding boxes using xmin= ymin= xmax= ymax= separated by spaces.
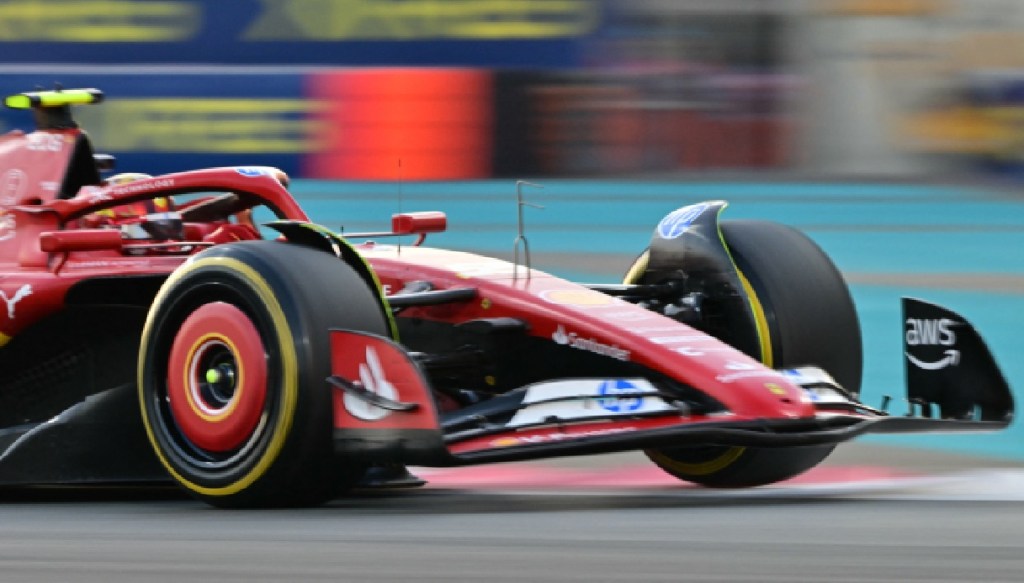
xmin=5 ymin=179 xmax=1023 ymax=582
xmin=1 ymin=444 xmax=1023 ymax=583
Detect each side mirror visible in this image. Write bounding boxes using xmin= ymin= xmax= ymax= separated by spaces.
xmin=391 ymin=212 xmax=446 ymax=245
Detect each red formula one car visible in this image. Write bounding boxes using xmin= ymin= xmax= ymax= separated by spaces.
xmin=0 ymin=89 xmax=1013 ymax=507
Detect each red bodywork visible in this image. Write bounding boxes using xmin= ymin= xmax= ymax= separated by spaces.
xmin=330 ymin=245 xmax=840 ymax=465
xmin=0 ymin=126 xmax=305 ymax=343
xmin=364 ymin=245 xmax=812 ymax=419
xmin=0 ymin=99 xmax=1011 ymax=479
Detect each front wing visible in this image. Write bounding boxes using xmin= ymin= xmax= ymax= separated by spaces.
xmin=327 ymin=297 xmax=1014 ymax=467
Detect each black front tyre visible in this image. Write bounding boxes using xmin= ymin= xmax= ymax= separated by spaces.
xmin=635 ymin=220 xmax=862 ymax=487
xmin=138 ymin=241 xmax=390 ymax=508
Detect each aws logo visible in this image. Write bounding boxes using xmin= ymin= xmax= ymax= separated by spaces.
xmin=905 ymin=318 xmax=962 ymax=371
xmin=905 ymin=318 xmax=957 ymax=346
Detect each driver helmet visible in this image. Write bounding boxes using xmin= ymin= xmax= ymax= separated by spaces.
xmin=91 ymin=173 xmax=182 ymax=240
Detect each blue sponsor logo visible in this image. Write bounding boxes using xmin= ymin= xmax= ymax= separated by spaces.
xmin=656 ymin=203 xmax=708 ymax=239
xmin=236 ymin=167 xmax=267 ymax=177
xmin=597 ymin=379 xmax=644 ymax=412
xmin=781 ymin=368 xmax=805 ymax=381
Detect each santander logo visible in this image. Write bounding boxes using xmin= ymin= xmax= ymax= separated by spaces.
xmin=551 ymin=324 xmax=630 ymax=362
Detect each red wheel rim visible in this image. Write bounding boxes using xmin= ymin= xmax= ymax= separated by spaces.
xmin=167 ymin=302 xmax=268 ymax=452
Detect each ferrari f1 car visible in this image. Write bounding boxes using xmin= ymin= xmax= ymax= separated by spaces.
xmin=0 ymin=88 xmax=1013 ymax=508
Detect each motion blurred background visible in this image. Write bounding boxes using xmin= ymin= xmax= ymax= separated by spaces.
xmin=5 ymin=0 xmax=1020 ymax=180
xmin=1 ymin=0 xmax=1022 ymax=459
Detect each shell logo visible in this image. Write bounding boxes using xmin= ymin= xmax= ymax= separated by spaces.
xmin=490 ymin=437 xmax=522 ymax=448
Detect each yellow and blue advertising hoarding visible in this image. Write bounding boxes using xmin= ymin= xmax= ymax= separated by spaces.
xmin=0 ymin=0 xmax=602 ymax=178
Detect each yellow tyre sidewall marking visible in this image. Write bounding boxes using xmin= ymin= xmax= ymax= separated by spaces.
xmin=300 ymin=223 xmax=399 ymax=340
xmin=734 ymin=268 xmax=773 ymax=368
xmin=622 ymin=250 xmax=649 ymax=285
xmin=138 ymin=256 xmax=298 ymax=498
xmin=625 ymin=248 xmax=753 ymax=475
xmin=626 ymin=218 xmax=777 ymax=475
xmin=713 ymin=215 xmax=773 ymax=368
xmin=648 ymin=446 xmax=746 ymax=476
